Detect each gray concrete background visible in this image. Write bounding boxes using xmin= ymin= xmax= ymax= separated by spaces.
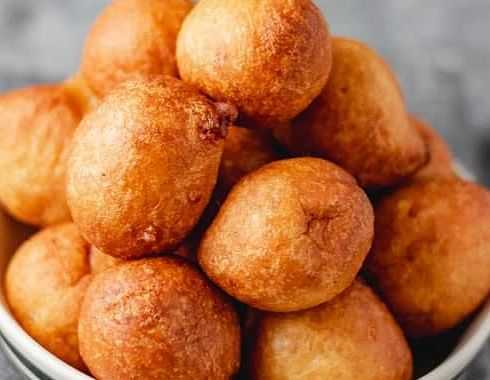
xmin=0 ymin=1 xmax=489 ymax=379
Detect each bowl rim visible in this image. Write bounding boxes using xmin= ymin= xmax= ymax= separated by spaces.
xmin=419 ymin=299 xmax=490 ymax=380
xmin=0 ymin=305 xmax=91 ymax=380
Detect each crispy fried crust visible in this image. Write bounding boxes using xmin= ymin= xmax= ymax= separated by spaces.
xmin=5 ymin=224 xmax=91 ymax=370
xmin=367 ymin=179 xmax=490 ymax=337
xmin=199 ymin=157 xmax=374 ymax=312
xmin=410 ymin=116 xmax=454 ymax=182
xmin=67 ymin=76 xmax=235 ymax=259
xmin=81 ymin=0 xmax=193 ymax=98
xmin=248 ymin=281 xmax=413 ymax=380
xmin=177 ymin=0 xmax=332 ymax=125
xmin=274 ymin=37 xmax=428 ymax=188
xmin=79 ymin=257 xmax=241 ymax=380
xmin=0 ymin=84 xmax=84 ymax=226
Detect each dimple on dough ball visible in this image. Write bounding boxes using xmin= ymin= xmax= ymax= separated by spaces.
xmin=0 ymin=83 xmax=87 ymax=226
xmin=177 ymin=0 xmax=332 ymax=125
xmin=199 ymin=157 xmax=374 ymax=312
xmin=5 ymin=224 xmax=92 ymax=370
xmin=410 ymin=115 xmax=454 ymax=182
xmin=79 ymin=257 xmax=241 ymax=380
xmin=248 ymin=280 xmax=413 ymax=380
xmin=81 ymin=0 xmax=193 ymax=98
xmin=367 ymin=178 xmax=490 ymax=337
xmin=67 ymin=76 xmax=236 ymax=260
xmin=219 ymin=126 xmax=282 ymax=193
xmin=274 ymin=37 xmax=428 ymax=188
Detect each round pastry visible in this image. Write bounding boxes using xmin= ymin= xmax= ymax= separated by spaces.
xmin=274 ymin=37 xmax=428 ymax=188
xmin=79 ymin=257 xmax=241 ymax=380
xmin=219 ymin=126 xmax=282 ymax=193
xmin=0 ymin=83 xmax=86 ymax=226
xmin=248 ymin=280 xmax=413 ymax=380
xmin=67 ymin=76 xmax=236 ymax=259
xmin=199 ymin=157 xmax=374 ymax=312
xmin=367 ymin=178 xmax=490 ymax=337
xmin=410 ymin=115 xmax=454 ymax=181
xmin=177 ymin=0 xmax=332 ymax=125
xmin=5 ymin=224 xmax=92 ymax=370
xmin=81 ymin=0 xmax=193 ymax=98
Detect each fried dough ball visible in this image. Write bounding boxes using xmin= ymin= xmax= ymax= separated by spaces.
xmin=0 ymin=83 xmax=88 ymax=226
xmin=79 ymin=257 xmax=241 ymax=380
xmin=67 ymin=76 xmax=236 ymax=260
xmin=367 ymin=179 xmax=490 ymax=337
xmin=177 ymin=0 xmax=332 ymax=125
xmin=81 ymin=0 xmax=193 ymax=98
xmin=248 ymin=281 xmax=413 ymax=380
xmin=274 ymin=37 xmax=427 ymax=188
xmin=199 ymin=157 xmax=374 ymax=312
xmin=219 ymin=127 xmax=282 ymax=193
xmin=410 ymin=116 xmax=454 ymax=181
xmin=5 ymin=224 xmax=92 ymax=370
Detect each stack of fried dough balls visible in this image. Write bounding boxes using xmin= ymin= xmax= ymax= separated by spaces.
xmin=1 ymin=0 xmax=489 ymax=379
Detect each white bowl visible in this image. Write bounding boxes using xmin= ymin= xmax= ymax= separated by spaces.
xmin=0 ymin=197 xmax=488 ymax=380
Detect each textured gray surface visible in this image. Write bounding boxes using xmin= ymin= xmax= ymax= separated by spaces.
xmin=0 ymin=1 xmax=488 ymax=379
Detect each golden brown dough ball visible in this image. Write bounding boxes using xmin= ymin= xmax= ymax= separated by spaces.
xmin=248 ymin=280 xmax=413 ymax=380
xmin=0 ymin=83 xmax=85 ymax=226
xmin=219 ymin=127 xmax=282 ymax=193
xmin=199 ymin=157 xmax=374 ymax=312
xmin=274 ymin=37 xmax=428 ymax=188
xmin=5 ymin=224 xmax=92 ymax=370
xmin=177 ymin=0 xmax=332 ymax=125
xmin=79 ymin=257 xmax=241 ymax=380
xmin=81 ymin=0 xmax=193 ymax=98
xmin=410 ymin=115 xmax=454 ymax=182
xmin=367 ymin=178 xmax=490 ymax=337
xmin=67 ymin=76 xmax=236 ymax=260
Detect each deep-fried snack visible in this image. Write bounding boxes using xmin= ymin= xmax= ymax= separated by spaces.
xmin=367 ymin=178 xmax=490 ymax=337
xmin=274 ymin=37 xmax=428 ymax=188
xmin=177 ymin=0 xmax=332 ymax=125
xmin=0 ymin=83 xmax=87 ymax=226
xmin=67 ymin=76 xmax=236 ymax=259
xmin=248 ymin=281 xmax=413 ymax=380
xmin=199 ymin=157 xmax=374 ymax=312
xmin=79 ymin=257 xmax=241 ymax=380
xmin=5 ymin=224 xmax=91 ymax=370
xmin=81 ymin=0 xmax=193 ymax=98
